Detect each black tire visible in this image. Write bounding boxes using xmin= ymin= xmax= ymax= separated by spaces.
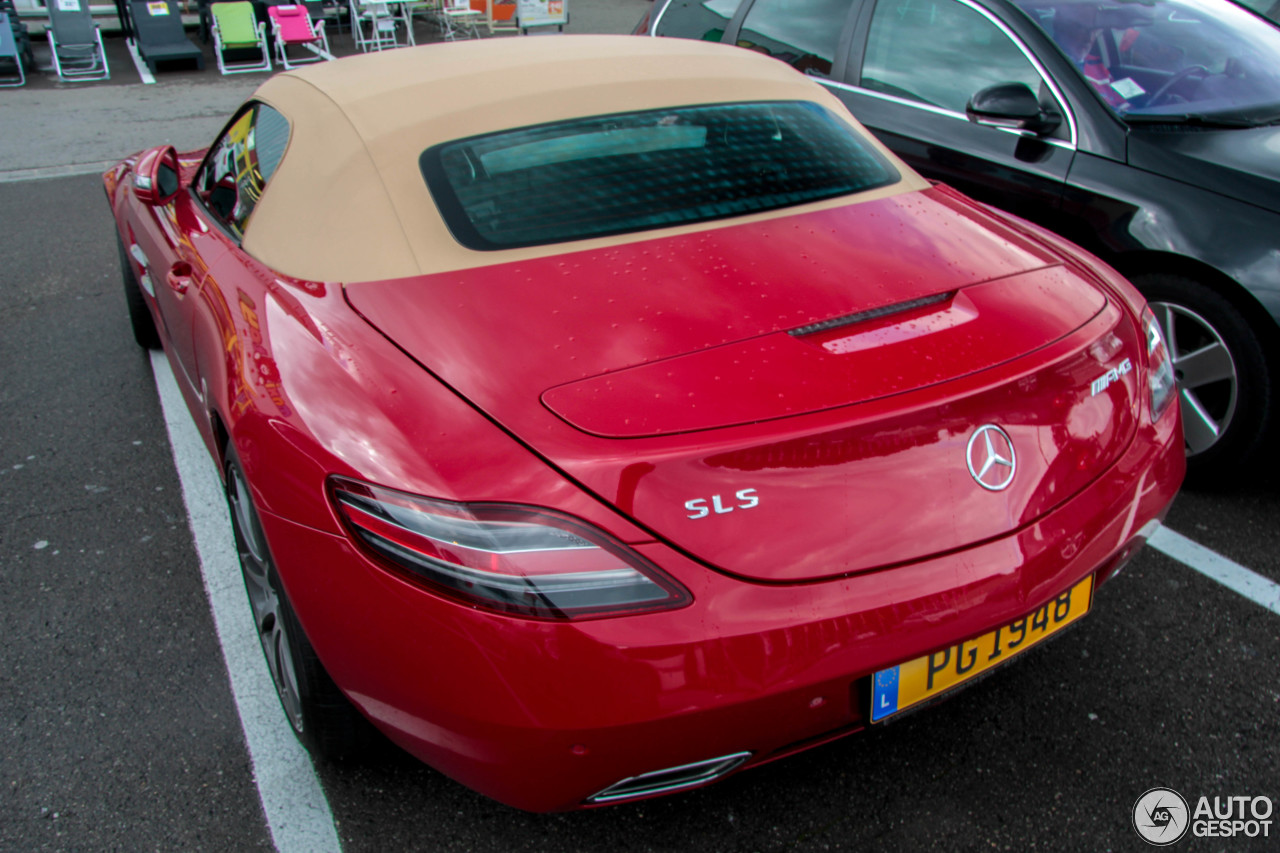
xmin=224 ymin=446 xmax=376 ymax=761
xmin=1133 ymin=273 xmax=1275 ymax=487
xmin=117 ymin=236 xmax=161 ymax=349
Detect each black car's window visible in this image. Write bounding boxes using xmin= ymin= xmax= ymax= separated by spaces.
xmin=194 ymin=103 xmax=291 ymax=240
xmin=653 ymin=0 xmax=745 ymax=41
xmin=861 ymin=0 xmax=1046 ymax=113
xmin=421 ymin=101 xmax=900 ymax=251
xmin=738 ymin=0 xmax=855 ymax=77
xmin=1013 ymin=0 xmax=1280 ymax=120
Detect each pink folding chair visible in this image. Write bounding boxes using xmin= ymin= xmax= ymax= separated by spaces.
xmin=267 ymin=4 xmax=331 ymax=69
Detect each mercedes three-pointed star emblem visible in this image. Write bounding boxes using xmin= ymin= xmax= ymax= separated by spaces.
xmin=966 ymin=424 xmax=1017 ymax=491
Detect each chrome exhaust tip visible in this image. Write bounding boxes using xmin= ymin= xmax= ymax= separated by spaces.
xmin=586 ymin=751 xmax=752 ymax=804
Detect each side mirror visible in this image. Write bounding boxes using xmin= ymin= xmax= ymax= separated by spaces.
xmin=132 ymin=145 xmax=182 ymax=206
xmin=966 ymin=83 xmax=1062 ymax=136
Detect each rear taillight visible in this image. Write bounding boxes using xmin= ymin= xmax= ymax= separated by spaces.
xmin=329 ymin=477 xmax=690 ymax=619
xmin=1142 ymin=306 xmax=1177 ymax=421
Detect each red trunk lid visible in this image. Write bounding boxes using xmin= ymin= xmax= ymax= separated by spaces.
xmin=345 ymin=188 xmax=1142 ymax=581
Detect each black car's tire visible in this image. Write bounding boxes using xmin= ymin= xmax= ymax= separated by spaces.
xmin=224 ymin=446 xmax=376 ymax=761
xmin=118 ymin=236 xmax=161 ymax=349
xmin=1133 ymin=273 xmax=1275 ymax=487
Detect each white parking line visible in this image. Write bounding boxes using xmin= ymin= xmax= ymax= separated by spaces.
xmin=150 ymin=351 xmax=343 ymax=853
xmin=0 ymin=162 xmax=121 ymax=184
xmin=1151 ymin=525 xmax=1280 ymax=616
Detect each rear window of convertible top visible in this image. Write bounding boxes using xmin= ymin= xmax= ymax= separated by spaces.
xmin=420 ymin=101 xmax=900 ymax=250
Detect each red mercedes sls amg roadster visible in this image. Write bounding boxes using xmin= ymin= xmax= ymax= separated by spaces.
xmin=105 ymin=36 xmax=1184 ymax=811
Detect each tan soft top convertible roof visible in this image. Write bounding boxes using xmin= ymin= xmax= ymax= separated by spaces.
xmin=243 ymin=35 xmax=926 ymax=283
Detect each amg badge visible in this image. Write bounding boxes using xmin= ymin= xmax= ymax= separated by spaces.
xmin=1091 ymin=358 xmax=1132 ymax=396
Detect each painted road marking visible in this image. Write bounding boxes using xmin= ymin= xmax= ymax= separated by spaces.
xmin=0 ymin=162 xmax=121 ymax=184
xmin=1150 ymin=525 xmax=1280 ymax=617
xmin=151 ymin=351 xmax=342 ymax=853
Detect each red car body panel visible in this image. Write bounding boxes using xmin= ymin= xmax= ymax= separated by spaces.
xmin=346 ymin=187 xmax=1144 ymax=582
xmin=541 ymin=262 xmax=1106 ymax=438
xmin=257 ymin=398 xmax=1179 ymax=811
xmin=105 ymin=86 xmax=1183 ymax=810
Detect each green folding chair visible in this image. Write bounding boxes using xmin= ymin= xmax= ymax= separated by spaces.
xmin=210 ymin=0 xmax=270 ymax=74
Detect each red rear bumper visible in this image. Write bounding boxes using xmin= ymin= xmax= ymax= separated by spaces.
xmin=259 ymin=405 xmax=1182 ymax=811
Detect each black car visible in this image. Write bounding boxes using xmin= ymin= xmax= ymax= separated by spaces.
xmin=640 ymin=0 xmax=1280 ymax=484
xmin=1237 ymin=0 xmax=1280 ymax=25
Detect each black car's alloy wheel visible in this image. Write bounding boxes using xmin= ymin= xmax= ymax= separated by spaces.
xmin=1136 ymin=274 xmax=1275 ymax=485
xmin=224 ymin=446 xmax=375 ymax=760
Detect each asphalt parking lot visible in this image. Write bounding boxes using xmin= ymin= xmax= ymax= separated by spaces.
xmin=2 ymin=5 xmax=1278 ymax=851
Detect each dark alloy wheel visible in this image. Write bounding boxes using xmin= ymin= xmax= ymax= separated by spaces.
xmin=1135 ymin=274 xmax=1275 ymax=486
xmin=224 ymin=445 xmax=375 ymax=760
xmin=117 ymin=236 xmax=160 ymax=349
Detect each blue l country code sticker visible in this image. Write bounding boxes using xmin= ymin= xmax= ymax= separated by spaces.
xmin=871 ymin=666 xmax=900 ymax=722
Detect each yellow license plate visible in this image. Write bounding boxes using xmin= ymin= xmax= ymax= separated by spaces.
xmin=870 ymin=575 xmax=1093 ymax=723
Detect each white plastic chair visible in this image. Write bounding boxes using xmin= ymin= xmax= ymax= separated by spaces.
xmin=400 ymin=0 xmax=439 ymax=34
xmin=349 ymin=0 xmax=408 ymax=50
xmin=438 ymin=0 xmax=481 ymax=39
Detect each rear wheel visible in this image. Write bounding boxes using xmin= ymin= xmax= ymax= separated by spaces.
xmin=1134 ymin=273 xmax=1275 ymax=486
xmin=117 ymin=236 xmax=160 ymax=349
xmin=224 ymin=446 xmax=375 ymax=760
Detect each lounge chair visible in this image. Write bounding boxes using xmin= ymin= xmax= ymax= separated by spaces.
xmin=210 ymin=1 xmax=270 ymax=73
xmin=267 ymin=4 xmax=329 ymax=68
xmin=130 ymin=0 xmax=205 ymax=74
xmin=46 ymin=0 xmax=110 ymax=81
xmin=0 ymin=11 xmax=24 ymax=86
xmin=2 ymin=0 xmax=36 ymax=65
